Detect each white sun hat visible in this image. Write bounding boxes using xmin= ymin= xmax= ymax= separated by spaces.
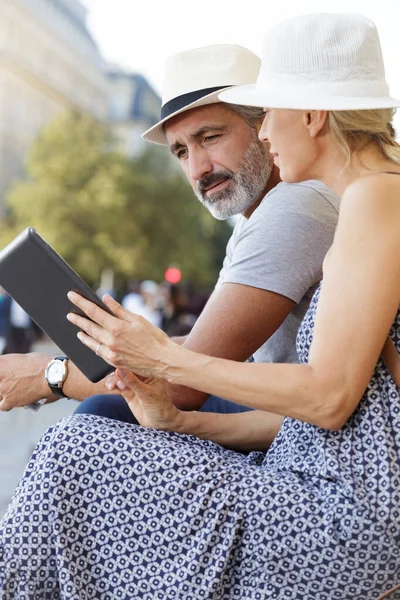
xmin=142 ymin=44 xmax=261 ymax=145
xmin=219 ymin=13 xmax=400 ymax=111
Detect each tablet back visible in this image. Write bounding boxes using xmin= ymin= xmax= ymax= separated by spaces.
xmin=0 ymin=227 xmax=113 ymax=382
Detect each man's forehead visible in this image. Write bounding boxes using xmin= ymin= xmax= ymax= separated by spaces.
xmin=164 ymin=103 xmax=236 ymax=145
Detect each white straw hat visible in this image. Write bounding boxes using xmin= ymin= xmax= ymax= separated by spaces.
xmin=142 ymin=44 xmax=261 ymax=145
xmin=219 ymin=13 xmax=400 ymax=111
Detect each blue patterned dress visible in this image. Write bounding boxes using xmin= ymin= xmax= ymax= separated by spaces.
xmin=0 ymin=286 xmax=399 ymax=599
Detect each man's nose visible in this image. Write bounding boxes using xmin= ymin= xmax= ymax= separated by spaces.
xmin=258 ymin=118 xmax=269 ymax=143
xmin=188 ymin=148 xmax=213 ymax=181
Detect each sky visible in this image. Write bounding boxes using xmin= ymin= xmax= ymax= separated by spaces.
xmin=81 ymin=0 xmax=400 ymax=129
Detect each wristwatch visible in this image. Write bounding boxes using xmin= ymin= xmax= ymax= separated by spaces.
xmin=44 ymin=356 xmax=69 ymax=398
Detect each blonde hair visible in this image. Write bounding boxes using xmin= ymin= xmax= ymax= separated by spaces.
xmin=327 ymin=108 xmax=400 ymax=167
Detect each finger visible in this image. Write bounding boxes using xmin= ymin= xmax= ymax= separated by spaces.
xmin=115 ymin=373 xmax=138 ymax=403
xmin=116 ymin=369 xmax=144 ymax=393
xmin=105 ymin=372 xmax=118 ymax=391
xmin=67 ymin=291 xmax=121 ymax=330
xmin=0 ymin=398 xmax=11 ymax=412
xmin=67 ymin=312 xmax=109 ymax=346
xmin=76 ymin=331 xmax=115 ymax=366
xmin=102 ymin=294 xmax=141 ymax=323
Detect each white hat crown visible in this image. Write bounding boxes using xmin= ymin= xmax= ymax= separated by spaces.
xmin=220 ymin=13 xmax=400 ymax=111
xmin=142 ymin=44 xmax=261 ymax=145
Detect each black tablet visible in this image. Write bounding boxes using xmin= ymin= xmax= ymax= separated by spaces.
xmin=0 ymin=227 xmax=114 ymax=382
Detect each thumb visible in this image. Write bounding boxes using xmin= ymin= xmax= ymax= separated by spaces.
xmin=116 ymin=369 xmax=145 ymax=393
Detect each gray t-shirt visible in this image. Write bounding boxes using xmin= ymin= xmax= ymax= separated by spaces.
xmin=215 ymin=180 xmax=340 ymax=364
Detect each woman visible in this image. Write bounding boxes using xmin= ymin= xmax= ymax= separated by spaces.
xmin=1 ymin=13 xmax=400 ymax=600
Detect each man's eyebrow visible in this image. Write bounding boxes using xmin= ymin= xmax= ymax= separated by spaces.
xmin=169 ymin=124 xmax=227 ymax=155
xmin=192 ymin=124 xmax=227 ymax=138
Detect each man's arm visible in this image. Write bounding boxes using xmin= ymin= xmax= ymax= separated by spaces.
xmin=0 ymin=352 xmax=110 ymax=411
xmin=171 ymin=335 xmax=188 ymax=346
xmin=168 ymin=182 xmax=339 ymax=411
xmin=167 ymin=284 xmax=295 ymax=410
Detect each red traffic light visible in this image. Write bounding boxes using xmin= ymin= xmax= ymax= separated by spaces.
xmin=164 ymin=267 xmax=182 ymax=284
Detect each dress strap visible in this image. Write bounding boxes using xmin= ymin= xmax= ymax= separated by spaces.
xmin=382 ymin=336 xmax=400 ymax=388
xmin=374 ymin=582 xmax=400 ymax=599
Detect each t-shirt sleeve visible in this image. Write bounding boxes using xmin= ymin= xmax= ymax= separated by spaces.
xmin=220 ymin=181 xmax=340 ymax=303
xmin=215 ymin=218 xmax=243 ymax=288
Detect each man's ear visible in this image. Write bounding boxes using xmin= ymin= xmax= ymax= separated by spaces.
xmin=302 ymin=110 xmax=328 ymax=138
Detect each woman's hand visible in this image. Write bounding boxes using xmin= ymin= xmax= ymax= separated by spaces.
xmin=66 ymin=292 xmax=178 ymax=379
xmin=106 ymin=369 xmax=184 ymax=432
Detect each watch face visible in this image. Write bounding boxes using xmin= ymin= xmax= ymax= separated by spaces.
xmin=47 ymin=361 xmax=66 ymax=385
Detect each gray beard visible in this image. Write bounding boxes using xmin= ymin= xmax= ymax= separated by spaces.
xmin=195 ymin=137 xmax=273 ymax=220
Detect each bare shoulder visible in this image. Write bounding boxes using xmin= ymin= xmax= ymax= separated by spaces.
xmin=344 ymin=171 xmax=400 ymax=204
xmin=340 ymin=171 xmax=400 ymax=223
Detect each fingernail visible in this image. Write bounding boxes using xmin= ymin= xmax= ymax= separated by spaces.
xmin=77 ymin=332 xmax=83 ymax=340
xmin=116 ymin=380 xmax=127 ymax=390
xmin=105 ymin=379 xmax=113 ymax=390
xmin=119 ymin=370 xmax=127 ymax=379
xmin=67 ymin=291 xmax=75 ymax=300
xmin=66 ymin=313 xmax=72 ymax=321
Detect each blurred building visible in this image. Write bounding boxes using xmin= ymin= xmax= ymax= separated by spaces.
xmin=108 ymin=69 xmax=161 ymax=157
xmin=0 ymin=0 xmax=109 ymax=214
xmin=0 ymin=0 xmax=162 ymax=216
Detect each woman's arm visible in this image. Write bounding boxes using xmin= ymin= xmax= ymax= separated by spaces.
xmin=68 ymin=175 xmax=400 ymax=430
xmin=182 ymin=409 xmax=284 ymax=450
xmin=162 ymin=176 xmax=400 ymax=429
xmin=109 ymin=369 xmax=283 ymax=450
xmin=162 ymin=175 xmax=400 ymax=429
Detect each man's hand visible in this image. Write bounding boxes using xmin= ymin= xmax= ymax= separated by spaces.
xmin=0 ymin=353 xmax=54 ymax=411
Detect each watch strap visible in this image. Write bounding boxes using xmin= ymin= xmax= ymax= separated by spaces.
xmin=48 ymin=383 xmax=66 ymax=398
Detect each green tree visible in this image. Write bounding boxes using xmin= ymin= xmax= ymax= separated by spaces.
xmin=0 ymin=110 xmax=231 ymax=290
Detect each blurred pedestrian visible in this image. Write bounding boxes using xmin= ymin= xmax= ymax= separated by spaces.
xmin=6 ymin=299 xmax=34 ymax=354
xmin=121 ymin=279 xmax=142 ymax=314
xmin=161 ymin=284 xmax=195 ymax=337
xmin=123 ymin=280 xmax=162 ymax=328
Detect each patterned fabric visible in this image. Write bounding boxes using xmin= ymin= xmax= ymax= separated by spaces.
xmin=0 ymin=285 xmax=399 ymax=599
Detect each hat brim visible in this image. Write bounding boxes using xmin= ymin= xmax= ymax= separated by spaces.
xmin=219 ymin=84 xmax=400 ymax=111
xmin=142 ymin=86 xmax=234 ymax=146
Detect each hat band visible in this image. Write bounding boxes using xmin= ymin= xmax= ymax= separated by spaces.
xmin=161 ymin=86 xmax=230 ymax=120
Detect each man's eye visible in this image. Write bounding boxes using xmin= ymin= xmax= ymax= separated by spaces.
xmin=176 ymin=149 xmax=187 ymax=159
xmin=204 ymin=135 xmax=219 ymax=142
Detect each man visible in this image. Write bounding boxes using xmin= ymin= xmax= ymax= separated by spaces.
xmin=0 ymin=45 xmax=339 ymax=443
xmin=74 ymin=43 xmax=339 ymax=424
xmin=6 ymin=299 xmax=35 ymax=354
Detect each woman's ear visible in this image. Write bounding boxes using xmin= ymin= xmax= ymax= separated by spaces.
xmin=303 ymin=110 xmax=328 ymax=138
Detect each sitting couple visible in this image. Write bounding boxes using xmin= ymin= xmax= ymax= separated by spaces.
xmin=1 ymin=12 xmax=400 ymax=600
